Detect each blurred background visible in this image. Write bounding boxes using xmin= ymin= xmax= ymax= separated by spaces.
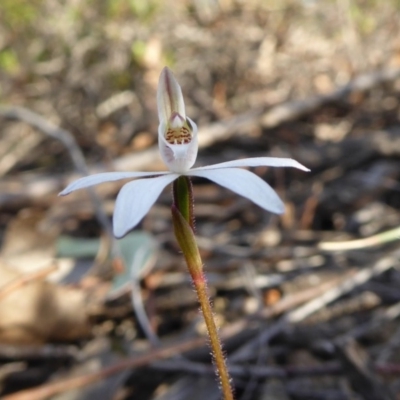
xmin=1 ymin=0 xmax=400 ymax=399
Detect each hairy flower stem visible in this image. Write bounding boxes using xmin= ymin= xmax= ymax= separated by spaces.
xmin=172 ymin=176 xmax=195 ymax=231
xmin=172 ymin=177 xmax=234 ymax=400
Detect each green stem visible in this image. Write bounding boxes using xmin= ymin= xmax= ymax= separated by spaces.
xmin=172 ymin=177 xmax=234 ymax=400
xmin=172 ymin=176 xmax=195 ymax=231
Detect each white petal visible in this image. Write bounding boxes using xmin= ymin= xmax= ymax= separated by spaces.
xmin=157 ymin=67 xmax=185 ymax=125
xmin=189 ymin=168 xmax=285 ymax=214
xmin=59 ymin=171 xmax=170 ymax=196
xmin=158 ymin=117 xmax=198 ymax=173
xmin=191 ymin=157 xmax=309 ymax=172
xmin=113 ymin=174 xmax=178 ymax=238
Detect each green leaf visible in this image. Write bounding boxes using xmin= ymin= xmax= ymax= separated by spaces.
xmin=109 ymin=231 xmax=157 ymax=297
xmin=0 ymin=50 xmax=20 ymax=74
xmin=57 ymin=233 xmax=157 ymax=295
xmin=56 ymin=235 xmax=100 ymax=258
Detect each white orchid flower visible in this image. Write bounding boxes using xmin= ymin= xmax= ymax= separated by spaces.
xmin=60 ymin=67 xmax=309 ymax=238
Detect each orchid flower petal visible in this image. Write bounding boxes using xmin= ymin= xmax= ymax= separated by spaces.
xmin=157 ymin=67 xmax=198 ymax=173
xmin=189 ymin=168 xmax=285 ymax=214
xmin=59 ymin=171 xmax=170 ymax=196
xmin=157 ymin=67 xmax=186 ymax=126
xmin=113 ymin=174 xmax=178 ymax=238
xmin=190 ymin=157 xmax=309 ymax=172
xmin=158 ymin=116 xmax=198 ymax=173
